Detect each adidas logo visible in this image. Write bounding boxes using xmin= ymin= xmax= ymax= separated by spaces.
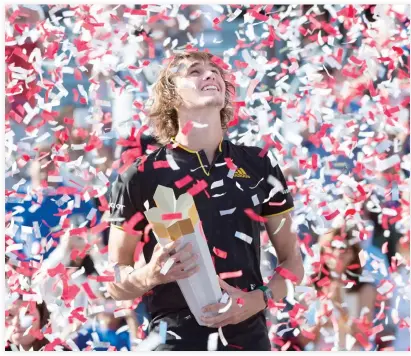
xmin=233 ymin=168 xmax=250 ymax=178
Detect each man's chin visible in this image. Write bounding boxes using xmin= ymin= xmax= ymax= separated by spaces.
xmin=197 ymin=98 xmax=225 ymax=109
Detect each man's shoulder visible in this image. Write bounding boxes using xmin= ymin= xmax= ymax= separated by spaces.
xmin=226 ymin=140 xmax=266 ymax=161
xmin=116 ymin=145 xmax=167 ymax=184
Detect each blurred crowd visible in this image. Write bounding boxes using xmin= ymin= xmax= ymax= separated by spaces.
xmin=5 ymin=4 xmax=410 ymax=351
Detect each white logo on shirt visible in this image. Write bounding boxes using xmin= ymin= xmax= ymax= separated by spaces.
xmin=109 ymin=202 xmax=125 ymax=210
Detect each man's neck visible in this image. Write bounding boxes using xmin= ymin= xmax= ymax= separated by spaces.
xmin=175 ymin=108 xmax=223 ymax=163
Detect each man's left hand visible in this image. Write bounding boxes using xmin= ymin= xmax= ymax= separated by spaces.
xmin=200 ymin=277 xmax=266 ymax=328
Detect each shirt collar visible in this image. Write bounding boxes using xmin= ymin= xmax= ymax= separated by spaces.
xmin=170 ymin=137 xmax=224 ymax=154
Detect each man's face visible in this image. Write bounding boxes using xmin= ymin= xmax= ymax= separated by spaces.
xmin=173 ymin=59 xmax=226 ymax=111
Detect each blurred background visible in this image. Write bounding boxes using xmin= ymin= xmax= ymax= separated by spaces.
xmin=4 ymin=4 xmax=410 ymax=351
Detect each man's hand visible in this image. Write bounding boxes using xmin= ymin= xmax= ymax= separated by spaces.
xmin=200 ymin=277 xmax=266 ymax=328
xmin=145 ymin=240 xmax=200 ymax=288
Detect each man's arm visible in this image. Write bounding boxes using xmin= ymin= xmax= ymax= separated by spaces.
xmin=106 ymin=226 xmax=155 ymax=300
xmin=200 ymin=211 xmax=304 ymax=328
xmin=262 ymin=211 xmax=305 ymax=301
xmin=107 ymin=225 xmax=198 ymax=301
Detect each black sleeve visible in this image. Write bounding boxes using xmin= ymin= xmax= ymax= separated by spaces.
xmin=109 ymin=164 xmax=147 ymax=232
xmin=261 ymin=150 xmax=294 ymax=217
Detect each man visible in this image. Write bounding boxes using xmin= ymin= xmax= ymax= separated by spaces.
xmin=108 ymin=51 xmax=304 ymax=351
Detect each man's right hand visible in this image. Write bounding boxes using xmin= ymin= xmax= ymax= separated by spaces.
xmin=145 ymin=240 xmax=200 ymax=287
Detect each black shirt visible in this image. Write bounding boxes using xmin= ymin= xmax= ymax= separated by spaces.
xmin=109 ymin=138 xmax=294 ymax=350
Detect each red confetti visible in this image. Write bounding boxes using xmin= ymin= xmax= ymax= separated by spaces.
xmin=153 ymin=160 xmax=170 ymax=169
xmin=187 ymin=180 xmax=208 ymax=196
xmin=81 ymin=282 xmax=98 ymax=300
xmin=213 ymin=247 xmax=227 ymax=259
xmin=175 ymin=175 xmax=194 ymax=189
xmin=224 ymin=158 xmax=237 ymax=171
xmin=219 ymin=270 xmax=243 ymax=279
xmin=161 ymin=213 xmax=182 ymax=220
xmin=47 ymin=263 xmax=66 ymax=278
xmin=275 ymin=266 xmax=299 ymax=284
xmin=323 ymin=210 xmax=340 ymax=220
xmin=244 ymin=208 xmax=268 ymax=223
xmin=181 ymin=120 xmax=194 ymax=136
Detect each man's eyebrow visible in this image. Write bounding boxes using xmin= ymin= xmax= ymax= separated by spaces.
xmin=186 ymin=61 xmax=221 ymax=71
xmin=186 ymin=62 xmax=201 ymax=70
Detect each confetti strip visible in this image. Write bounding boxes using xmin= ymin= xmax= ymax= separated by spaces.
xmin=219 ymin=207 xmax=236 ymax=216
xmin=115 ymin=325 xmax=130 ymax=335
xmin=218 ymin=327 xmax=228 ymax=347
xmin=219 ymin=270 xmax=243 ymax=280
xmin=167 ymin=330 xmax=182 ymax=340
xmin=244 ymin=208 xmax=267 ymax=223
xmin=160 ymin=258 xmax=175 ymax=275
xmin=159 ymin=321 xmax=168 ymax=344
xmin=275 ymin=267 xmax=299 ymax=284
xmin=210 ymin=179 xmax=224 ymax=189
xmin=272 ymin=218 xmax=286 ymax=235
xmin=235 ymin=231 xmax=253 ymax=244
xmin=162 ymin=213 xmax=182 ymax=221
xmin=251 ymin=194 xmax=260 ymax=206
xmin=187 ymin=180 xmax=208 ymax=196
xmin=207 ymin=332 xmax=219 ymax=351
xmin=213 ymin=247 xmax=227 ymax=259
xmin=285 ymin=279 xmax=296 ymax=305
xmin=217 ymin=293 xmax=232 ymax=314
xmin=175 ymin=175 xmax=193 ymax=189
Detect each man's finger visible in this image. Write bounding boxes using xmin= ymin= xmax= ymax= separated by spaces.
xmin=201 ymin=312 xmax=232 ymax=327
xmin=171 ymin=253 xmax=198 ymax=272
xmin=164 ymin=239 xmax=181 ymax=253
xmin=202 ymin=303 xmax=227 ymax=314
xmin=171 ymin=243 xmax=193 ymax=262
xmin=173 ymin=265 xmax=200 ymax=280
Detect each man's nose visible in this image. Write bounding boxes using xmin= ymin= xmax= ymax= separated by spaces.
xmin=203 ymin=71 xmax=216 ymax=81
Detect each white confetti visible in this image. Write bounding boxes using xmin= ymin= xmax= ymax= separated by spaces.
xmin=214 ymin=292 xmax=232 ymax=313
xmin=160 ymin=257 xmax=175 ymax=275
xmin=219 ymin=207 xmax=236 ymax=216
xmin=235 ymin=231 xmax=253 ymax=244
xmin=134 ymin=332 xmax=162 ymax=351
xmin=211 ymin=180 xmax=224 ymax=189
xmin=115 ymin=324 xmax=130 ymax=334
xmin=358 ymin=249 xmax=367 ymax=267
xmin=86 ymin=208 xmax=97 ymax=221
xmin=249 ymin=177 xmax=264 ymax=189
xmin=6 ymin=244 xmax=23 ymax=252
xmin=251 ymin=194 xmax=260 ymax=206
xmin=346 ymin=333 xmax=357 ymax=351
xmin=212 ymin=193 xmax=227 ymax=198
xmin=272 ymin=218 xmax=286 ymax=235
xmin=227 ymin=169 xmax=236 ymax=179
xmin=166 ymin=154 xmax=180 ymax=170
xmin=376 ymin=155 xmax=401 ymax=172
xmin=218 ymin=327 xmax=228 ymax=347
xmin=285 ymin=279 xmax=296 ymax=305
xmin=70 ymin=266 xmax=85 ymax=280
xmin=207 ymin=332 xmax=219 ymax=351
xmin=47 ymin=175 xmax=63 ymax=183
xmin=235 ymin=181 xmax=244 ymax=191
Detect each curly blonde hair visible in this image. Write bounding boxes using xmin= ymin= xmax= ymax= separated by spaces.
xmin=147 ymin=51 xmax=235 ymax=145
